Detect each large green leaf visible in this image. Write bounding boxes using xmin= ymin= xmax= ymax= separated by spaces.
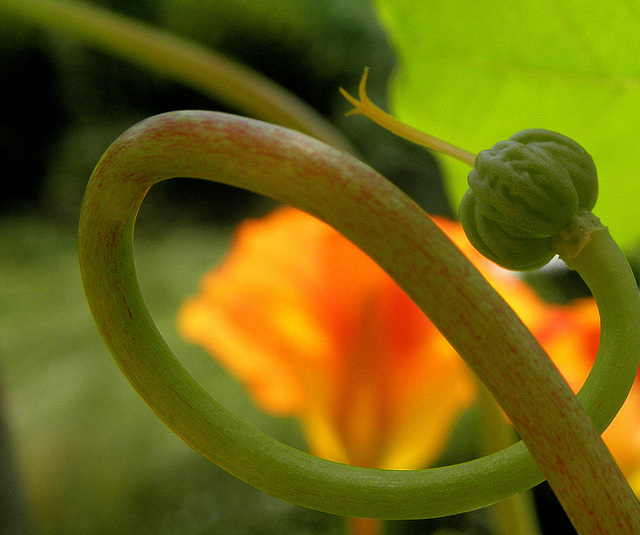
xmin=373 ymin=0 xmax=640 ymax=250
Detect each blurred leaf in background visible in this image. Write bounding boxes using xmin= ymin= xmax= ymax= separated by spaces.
xmin=374 ymin=0 xmax=640 ymax=252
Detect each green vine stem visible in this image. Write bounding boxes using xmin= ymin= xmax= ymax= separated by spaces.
xmin=0 ymin=0 xmax=355 ymax=153
xmin=79 ymin=110 xmax=640 ymax=530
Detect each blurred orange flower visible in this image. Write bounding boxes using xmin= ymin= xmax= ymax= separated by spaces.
xmin=178 ymin=206 xmax=640 ymax=480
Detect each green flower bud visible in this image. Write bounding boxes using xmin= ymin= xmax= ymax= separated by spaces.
xmin=460 ymin=129 xmax=598 ymax=270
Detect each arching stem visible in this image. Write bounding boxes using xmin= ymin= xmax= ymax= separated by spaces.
xmin=79 ymin=111 xmax=640 ymax=532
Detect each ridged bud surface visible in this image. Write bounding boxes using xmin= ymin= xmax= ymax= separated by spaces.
xmin=460 ymin=129 xmax=598 ymax=270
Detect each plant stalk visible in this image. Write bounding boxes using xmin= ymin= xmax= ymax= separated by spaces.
xmin=78 ymin=111 xmax=640 ymax=529
xmin=0 ymin=0 xmax=355 ymax=153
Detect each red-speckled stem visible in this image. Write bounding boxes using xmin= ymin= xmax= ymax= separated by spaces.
xmin=79 ymin=111 xmax=640 ymax=530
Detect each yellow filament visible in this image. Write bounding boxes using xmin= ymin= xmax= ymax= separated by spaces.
xmin=340 ymin=68 xmax=476 ymax=167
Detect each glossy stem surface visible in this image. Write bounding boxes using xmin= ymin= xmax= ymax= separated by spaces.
xmin=79 ymin=111 xmax=640 ymax=526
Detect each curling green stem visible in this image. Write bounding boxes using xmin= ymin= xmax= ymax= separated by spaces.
xmin=79 ymin=111 xmax=640 ymax=529
xmin=559 ymin=215 xmax=640 ymax=433
xmin=0 ymin=0 xmax=355 ymax=153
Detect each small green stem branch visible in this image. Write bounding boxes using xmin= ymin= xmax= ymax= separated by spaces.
xmin=0 ymin=0 xmax=354 ymax=153
xmin=79 ymin=111 xmax=640 ymax=530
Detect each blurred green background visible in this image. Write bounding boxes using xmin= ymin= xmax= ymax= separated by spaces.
xmin=0 ymin=1 xmax=450 ymax=534
xmin=0 ymin=1 xmax=576 ymax=534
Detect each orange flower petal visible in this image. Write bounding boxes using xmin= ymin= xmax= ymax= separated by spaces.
xmin=179 ymin=207 xmax=476 ymax=467
xmin=179 ymin=206 xmax=640 ymax=477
